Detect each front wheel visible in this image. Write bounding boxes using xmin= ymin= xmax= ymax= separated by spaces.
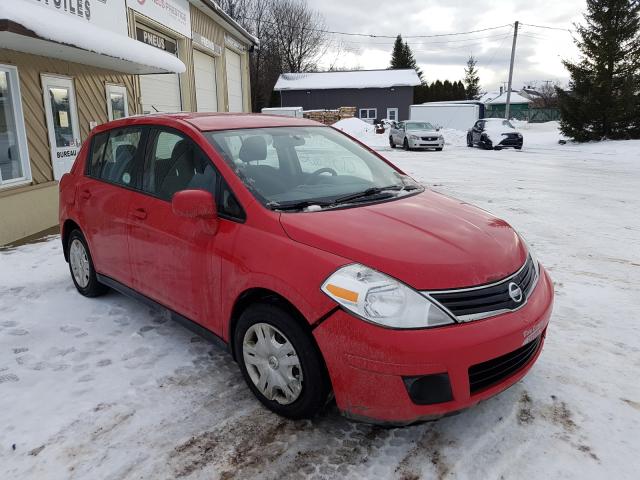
xmin=234 ymin=303 xmax=331 ymax=419
xmin=403 ymin=138 xmax=410 ymax=151
xmin=389 ymin=136 xmax=396 ymax=148
xmin=67 ymin=230 xmax=108 ymax=297
xmin=467 ymin=134 xmax=473 ymax=147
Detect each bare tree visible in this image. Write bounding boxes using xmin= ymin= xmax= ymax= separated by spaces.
xmin=216 ymin=0 xmax=253 ymax=21
xmin=269 ymin=0 xmax=328 ymax=73
xmin=530 ymin=81 xmax=561 ymax=108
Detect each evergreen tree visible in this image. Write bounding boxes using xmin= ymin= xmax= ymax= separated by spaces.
xmin=389 ymin=35 xmax=423 ymax=81
xmin=557 ymin=0 xmax=640 ymax=141
xmin=390 ymin=35 xmax=409 ymax=69
xmin=464 ymin=56 xmax=481 ymax=100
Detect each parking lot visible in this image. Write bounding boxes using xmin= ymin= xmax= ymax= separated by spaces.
xmin=1 ymin=123 xmax=639 ymax=479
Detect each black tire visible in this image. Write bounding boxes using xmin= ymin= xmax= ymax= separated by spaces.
xmin=389 ymin=136 xmax=396 ymax=148
xmin=67 ymin=230 xmax=108 ymax=297
xmin=403 ymin=138 xmax=410 ymax=151
xmin=234 ymin=303 xmax=331 ymax=420
xmin=467 ymin=134 xmax=473 ymax=147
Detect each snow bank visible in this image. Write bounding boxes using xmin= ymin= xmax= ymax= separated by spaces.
xmin=332 ymin=117 xmax=388 ymax=147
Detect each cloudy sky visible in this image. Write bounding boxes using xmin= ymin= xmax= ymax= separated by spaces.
xmin=312 ymin=0 xmax=586 ymax=92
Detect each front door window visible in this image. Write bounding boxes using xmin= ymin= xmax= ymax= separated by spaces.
xmin=42 ymin=75 xmax=80 ymax=180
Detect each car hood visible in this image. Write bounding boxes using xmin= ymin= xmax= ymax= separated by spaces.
xmin=406 ymin=129 xmax=439 ymax=135
xmin=279 ymin=190 xmax=527 ymax=290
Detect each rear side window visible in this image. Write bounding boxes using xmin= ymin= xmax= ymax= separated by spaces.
xmin=88 ymin=132 xmax=108 ymax=176
xmin=143 ymin=129 xmax=218 ymax=202
xmin=89 ymin=128 xmax=143 ymax=187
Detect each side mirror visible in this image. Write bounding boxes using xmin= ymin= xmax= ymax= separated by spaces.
xmin=172 ymin=189 xmax=217 ymax=220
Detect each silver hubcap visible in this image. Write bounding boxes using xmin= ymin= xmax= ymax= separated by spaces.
xmin=69 ymin=239 xmax=90 ymax=288
xmin=242 ymin=323 xmax=303 ymax=405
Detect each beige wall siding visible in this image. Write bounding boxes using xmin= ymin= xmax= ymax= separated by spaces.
xmin=0 ymin=49 xmax=139 ymax=186
xmin=0 ymin=49 xmax=139 ymax=245
xmin=0 ymin=182 xmax=58 ymax=245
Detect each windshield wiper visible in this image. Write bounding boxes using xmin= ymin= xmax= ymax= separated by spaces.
xmin=269 ymin=200 xmax=335 ymax=211
xmin=269 ymin=184 xmax=421 ymax=212
xmin=333 ymin=184 xmax=419 ymax=205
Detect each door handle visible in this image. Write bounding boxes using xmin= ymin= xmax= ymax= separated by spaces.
xmin=132 ymin=208 xmax=148 ymax=220
xmin=79 ymin=189 xmax=91 ymax=200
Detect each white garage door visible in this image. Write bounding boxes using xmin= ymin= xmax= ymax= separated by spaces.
xmin=193 ymin=50 xmax=218 ymax=112
xmin=225 ymin=48 xmax=244 ymax=112
xmin=140 ymin=73 xmax=181 ymax=114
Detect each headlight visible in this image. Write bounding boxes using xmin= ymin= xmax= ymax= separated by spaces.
xmin=321 ymin=264 xmax=455 ymax=328
xmin=410 ymin=135 xmax=419 ymax=140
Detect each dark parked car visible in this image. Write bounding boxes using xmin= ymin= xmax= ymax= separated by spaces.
xmin=467 ymin=119 xmax=523 ymax=150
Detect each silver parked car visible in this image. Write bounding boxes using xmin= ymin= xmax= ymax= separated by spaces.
xmin=389 ymin=121 xmax=444 ymax=151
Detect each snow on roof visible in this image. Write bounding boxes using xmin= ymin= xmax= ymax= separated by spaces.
xmin=486 ymin=91 xmax=531 ymax=105
xmin=274 ymin=69 xmax=422 ymax=91
xmin=478 ymin=91 xmax=500 ymax=103
xmin=0 ymin=0 xmax=185 ymax=74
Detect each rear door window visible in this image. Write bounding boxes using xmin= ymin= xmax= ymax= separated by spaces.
xmin=89 ymin=127 xmax=143 ymax=187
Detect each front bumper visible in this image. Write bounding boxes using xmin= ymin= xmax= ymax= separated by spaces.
xmin=313 ymin=267 xmax=554 ymax=425
xmin=409 ymin=138 xmax=444 ymax=149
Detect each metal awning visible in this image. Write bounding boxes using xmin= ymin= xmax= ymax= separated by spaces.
xmin=0 ymin=2 xmax=185 ymax=75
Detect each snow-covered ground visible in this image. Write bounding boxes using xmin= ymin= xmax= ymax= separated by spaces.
xmin=1 ymin=122 xmax=639 ymax=479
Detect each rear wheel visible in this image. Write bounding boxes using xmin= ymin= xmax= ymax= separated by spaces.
xmin=234 ymin=303 xmax=331 ymax=419
xmin=389 ymin=136 xmax=396 ymax=148
xmin=467 ymin=134 xmax=473 ymax=147
xmin=67 ymin=230 xmax=108 ymax=297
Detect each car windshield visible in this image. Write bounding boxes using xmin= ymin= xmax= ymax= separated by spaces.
xmin=405 ymin=122 xmax=434 ymax=130
xmin=205 ymin=126 xmax=421 ymax=211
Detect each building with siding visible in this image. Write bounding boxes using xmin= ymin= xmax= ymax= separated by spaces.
xmin=0 ymin=0 xmax=256 ymax=245
xmin=274 ymin=69 xmax=421 ymax=124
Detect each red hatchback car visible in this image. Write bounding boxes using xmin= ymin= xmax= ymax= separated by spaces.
xmin=59 ymin=113 xmax=553 ymax=425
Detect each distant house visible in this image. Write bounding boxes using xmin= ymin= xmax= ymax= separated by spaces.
xmin=484 ymin=91 xmax=532 ymax=119
xmin=273 ymin=69 xmax=422 ymax=123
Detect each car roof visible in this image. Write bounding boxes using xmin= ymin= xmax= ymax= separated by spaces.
xmin=112 ymin=112 xmax=324 ymax=131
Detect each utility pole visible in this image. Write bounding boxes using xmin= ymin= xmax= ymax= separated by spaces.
xmin=505 ymin=21 xmax=519 ymax=120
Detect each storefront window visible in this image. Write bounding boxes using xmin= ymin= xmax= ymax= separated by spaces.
xmin=0 ymin=66 xmax=30 ymax=187
xmin=106 ymin=84 xmax=129 ymax=121
xmin=49 ymin=87 xmax=75 ymax=148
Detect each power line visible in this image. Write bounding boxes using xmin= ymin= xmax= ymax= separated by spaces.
xmin=237 ymin=14 xmax=513 ymax=39
xmin=334 ymin=32 xmax=515 ymax=46
xmin=520 ymin=22 xmax=572 ymax=33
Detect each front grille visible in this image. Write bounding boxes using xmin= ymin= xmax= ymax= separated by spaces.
xmin=468 ymin=335 xmax=542 ymax=393
xmin=421 ymin=136 xmax=438 ymax=141
xmin=428 ymin=255 xmax=537 ymax=321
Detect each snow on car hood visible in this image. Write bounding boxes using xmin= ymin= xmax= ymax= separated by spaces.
xmin=484 ymin=123 xmax=520 ymax=141
xmin=279 ymin=190 xmax=527 ymax=290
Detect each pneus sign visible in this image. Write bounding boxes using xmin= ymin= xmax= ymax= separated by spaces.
xmin=27 ymin=0 xmax=128 ymax=35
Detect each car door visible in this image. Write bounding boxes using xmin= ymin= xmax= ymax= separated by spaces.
xmin=127 ymin=127 xmax=222 ymax=325
xmin=394 ymin=122 xmax=404 ymax=143
xmin=75 ymin=126 xmax=146 ymax=284
xmin=472 ymin=121 xmax=485 ymax=143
